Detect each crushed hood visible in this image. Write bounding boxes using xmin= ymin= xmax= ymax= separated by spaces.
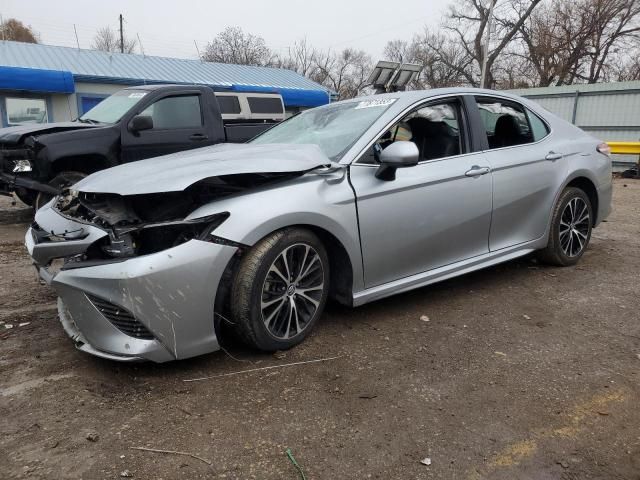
xmin=0 ymin=122 xmax=97 ymax=144
xmin=74 ymin=143 xmax=335 ymax=195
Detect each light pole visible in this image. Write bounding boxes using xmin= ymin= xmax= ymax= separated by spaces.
xmin=480 ymin=0 xmax=496 ymax=89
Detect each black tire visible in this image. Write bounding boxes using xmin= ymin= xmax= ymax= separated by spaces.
xmin=14 ymin=188 xmax=37 ymax=207
xmin=34 ymin=171 xmax=87 ymax=211
xmin=538 ymin=187 xmax=593 ymax=266
xmin=230 ymin=228 xmax=330 ymax=351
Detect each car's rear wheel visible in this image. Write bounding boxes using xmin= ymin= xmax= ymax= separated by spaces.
xmin=538 ymin=187 xmax=593 ymax=266
xmin=230 ymin=228 xmax=329 ymax=351
xmin=34 ymin=171 xmax=87 ymax=210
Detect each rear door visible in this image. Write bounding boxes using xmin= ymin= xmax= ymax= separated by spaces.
xmin=349 ymin=96 xmax=493 ymax=288
xmin=120 ymin=92 xmax=213 ymax=162
xmin=474 ymin=96 xmax=568 ymax=251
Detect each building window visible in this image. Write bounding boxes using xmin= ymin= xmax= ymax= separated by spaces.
xmin=5 ymin=97 xmax=48 ymax=125
xmin=79 ymin=95 xmax=109 ymax=115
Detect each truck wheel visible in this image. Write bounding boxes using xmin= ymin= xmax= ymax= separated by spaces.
xmin=15 ymin=188 xmax=37 ymax=207
xmin=230 ymin=228 xmax=330 ymax=351
xmin=34 ymin=171 xmax=87 ymax=210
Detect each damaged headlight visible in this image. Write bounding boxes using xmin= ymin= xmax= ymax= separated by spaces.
xmin=12 ymin=159 xmax=33 ymax=172
xmin=102 ymin=212 xmax=230 ymax=258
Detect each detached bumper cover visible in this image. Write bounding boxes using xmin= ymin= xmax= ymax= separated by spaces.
xmin=27 ymin=203 xmax=237 ymax=362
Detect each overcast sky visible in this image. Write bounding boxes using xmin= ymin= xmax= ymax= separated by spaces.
xmin=0 ymin=0 xmax=450 ymax=60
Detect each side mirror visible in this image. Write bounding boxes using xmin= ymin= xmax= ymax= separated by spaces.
xmin=375 ymin=141 xmax=420 ymax=181
xmin=129 ymin=115 xmax=153 ymax=133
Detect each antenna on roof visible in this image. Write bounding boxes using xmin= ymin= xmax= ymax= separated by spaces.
xmin=194 ymin=40 xmax=202 ymax=62
xmin=367 ymin=60 xmax=422 ymax=94
xmin=137 ymin=33 xmax=145 ymax=57
xmin=73 ymin=24 xmax=80 ymax=50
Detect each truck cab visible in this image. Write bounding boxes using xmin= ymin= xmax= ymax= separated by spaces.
xmin=0 ymin=84 xmax=285 ymax=208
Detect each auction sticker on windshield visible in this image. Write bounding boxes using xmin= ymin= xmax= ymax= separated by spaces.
xmin=355 ymin=98 xmax=397 ymax=109
xmin=128 ymin=92 xmax=147 ymax=98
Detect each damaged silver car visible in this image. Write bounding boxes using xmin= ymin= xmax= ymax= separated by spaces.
xmin=26 ymin=89 xmax=612 ymax=362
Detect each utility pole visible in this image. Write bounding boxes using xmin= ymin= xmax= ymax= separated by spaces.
xmin=480 ymin=0 xmax=496 ymax=89
xmin=119 ymin=14 xmax=124 ymax=53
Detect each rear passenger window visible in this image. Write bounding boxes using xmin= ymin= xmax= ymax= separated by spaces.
xmin=217 ymin=96 xmax=241 ymax=114
xmin=527 ymin=108 xmax=550 ymax=142
xmin=247 ymin=97 xmax=284 ymax=114
xmin=476 ymin=98 xmax=533 ymax=149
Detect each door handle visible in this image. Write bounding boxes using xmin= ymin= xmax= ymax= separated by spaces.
xmin=545 ymin=151 xmax=563 ymax=161
xmin=189 ymin=133 xmax=208 ymax=141
xmin=465 ymin=166 xmax=491 ymax=177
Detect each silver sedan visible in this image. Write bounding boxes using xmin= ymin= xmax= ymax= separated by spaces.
xmin=26 ymin=88 xmax=612 ymax=362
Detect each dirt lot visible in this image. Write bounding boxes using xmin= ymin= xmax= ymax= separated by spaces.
xmin=0 ymin=178 xmax=639 ymax=480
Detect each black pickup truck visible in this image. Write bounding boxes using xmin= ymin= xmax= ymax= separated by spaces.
xmin=0 ymin=84 xmax=285 ymax=208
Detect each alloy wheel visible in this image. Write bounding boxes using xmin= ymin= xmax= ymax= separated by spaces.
xmin=559 ymin=197 xmax=590 ymax=257
xmin=260 ymin=243 xmax=325 ymax=340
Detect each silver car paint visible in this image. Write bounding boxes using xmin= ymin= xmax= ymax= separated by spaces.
xmin=29 ymin=217 xmax=237 ymax=361
xmin=73 ymin=143 xmax=334 ymax=195
xmin=350 ymin=151 xmax=493 ymax=288
xmin=25 ymin=88 xmax=612 ymax=362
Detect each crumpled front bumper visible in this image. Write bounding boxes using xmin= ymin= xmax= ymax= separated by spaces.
xmin=27 ymin=202 xmax=237 ymax=362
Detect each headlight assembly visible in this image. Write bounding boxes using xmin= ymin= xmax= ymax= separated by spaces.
xmin=103 ymin=213 xmax=230 ymax=258
xmin=12 ymin=159 xmax=33 ymax=172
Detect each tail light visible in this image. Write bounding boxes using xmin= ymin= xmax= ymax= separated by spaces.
xmin=597 ymin=142 xmax=611 ymax=156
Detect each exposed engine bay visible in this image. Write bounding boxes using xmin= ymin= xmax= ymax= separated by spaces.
xmin=50 ymin=172 xmax=301 ymax=261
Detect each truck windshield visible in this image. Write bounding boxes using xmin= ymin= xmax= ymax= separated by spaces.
xmin=79 ymin=90 xmax=149 ymax=124
xmin=250 ymin=98 xmax=397 ymax=160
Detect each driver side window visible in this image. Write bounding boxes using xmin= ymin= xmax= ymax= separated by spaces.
xmin=359 ymin=101 xmax=463 ymax=165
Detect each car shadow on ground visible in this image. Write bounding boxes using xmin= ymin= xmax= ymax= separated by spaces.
xmin=82 ymin=252 xmax=556 ymax=382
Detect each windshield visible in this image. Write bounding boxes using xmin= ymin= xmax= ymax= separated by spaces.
xmin=250 ymin=98 xmax=397 ymax=160
xmin=79 ymin=89 xmax=149 ymax=124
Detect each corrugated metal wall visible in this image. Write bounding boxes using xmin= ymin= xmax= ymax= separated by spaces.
xmin=508 ymin=82 xmax=640 ymax=167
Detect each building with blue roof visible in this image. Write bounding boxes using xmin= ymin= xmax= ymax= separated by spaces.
xmin=0 ymin=40 xmax=333 ymax=127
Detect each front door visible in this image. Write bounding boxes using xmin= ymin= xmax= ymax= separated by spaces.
xmin=349 ymin=98 xmax=494 ymax=288
xmin=120 ymin=93 xmax=212 ymax=163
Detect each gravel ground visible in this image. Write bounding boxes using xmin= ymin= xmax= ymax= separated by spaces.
xmin=0 ymin=178 xmax=639 ymax=480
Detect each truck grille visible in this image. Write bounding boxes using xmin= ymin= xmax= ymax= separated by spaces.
xmin=86 ymin=294 xmax=154 ymax=340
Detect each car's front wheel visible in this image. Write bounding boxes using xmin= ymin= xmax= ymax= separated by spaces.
xmin=538 ymin=187 xmax=593 ymax=266
xmin=231 ymin=228 xmax=330 ymax=351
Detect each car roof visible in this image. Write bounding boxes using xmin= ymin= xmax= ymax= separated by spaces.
xmin=331 ymin=87 xmax=531 ymax=109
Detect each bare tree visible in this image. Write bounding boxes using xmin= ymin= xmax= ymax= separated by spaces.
xmin=313 ymin=48 xmax=372 ymax=99
xmin=519 ymin=0 xmax=640 ymax=86
xmin=442 ymin=0 xmax=543 ymax=87
xmin=202 ymin=27 xmax=274 ymax=66
xmin=383 ymin=39 xmax=416 ymax=63
xmin=285 ymin=38 xmax=321 ymax=77
xmin=415 ymin=29 xmax=479 ymax=87
xmin=92 ymin=26 xmax=137 ymax=54
xmin=384 ymin=29 xmax=479 ymax=89
xmin=0 ymin=18 xmax=39 ymax=43
xmin=613 ymin=46 xmax=640 ymax=80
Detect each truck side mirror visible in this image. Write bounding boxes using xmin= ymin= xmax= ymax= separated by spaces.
xmin=129 ymin=115 xmax=153 ymax=133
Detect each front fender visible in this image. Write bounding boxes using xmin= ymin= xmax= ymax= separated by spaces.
xmin=186 ymin=173 xmax=365 ymax=293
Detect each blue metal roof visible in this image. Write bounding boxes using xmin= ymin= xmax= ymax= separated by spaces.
xmin=0 ymin=41 xmax=332 ymax=107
